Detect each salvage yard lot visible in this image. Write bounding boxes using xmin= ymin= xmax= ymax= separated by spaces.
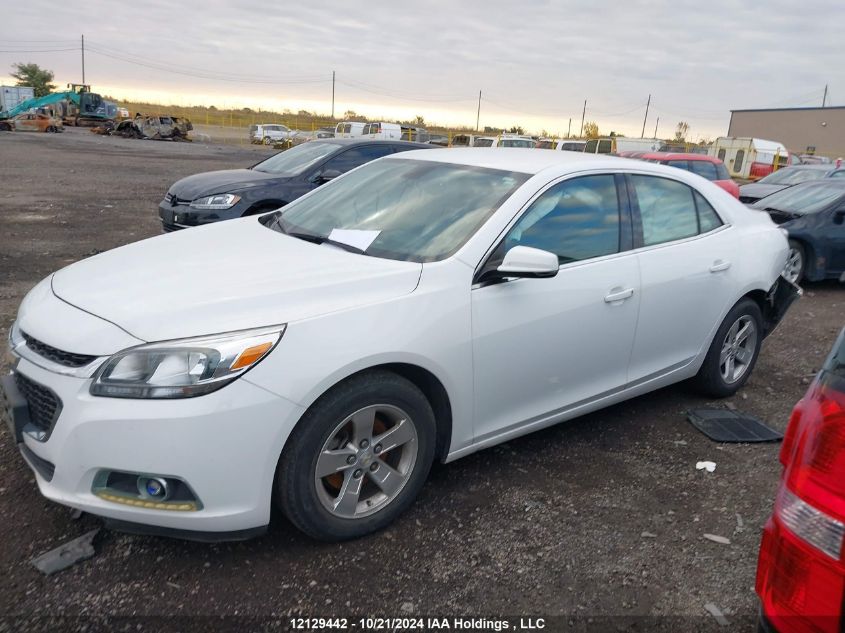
xmin=0 ymin=129 xmax=843 ymax=625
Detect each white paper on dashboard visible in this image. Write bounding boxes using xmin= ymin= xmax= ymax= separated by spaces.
xmin=327 ymin=229 xmax=381 ymax=251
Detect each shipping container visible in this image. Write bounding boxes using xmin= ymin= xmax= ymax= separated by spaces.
xmin=0 ymin=85 xmax=35 ymax=113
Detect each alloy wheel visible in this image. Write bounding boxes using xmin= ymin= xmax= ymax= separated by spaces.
xmin=314 ymin=404 xmax=418 ymax=519
xmin=783 ymin=247 xmax=803 ymax=284
xmin=720 ymin=315 xmax=758 ymax=384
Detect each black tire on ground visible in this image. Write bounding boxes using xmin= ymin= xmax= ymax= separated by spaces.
xmin=785 ymin=239 xmax=805 ymax=284
xmin=693 ymin=298 xmax=764 ymax=398
xmin=263 ymin=136 xmax=273 ymax=145
xmin=276 ymin=370 xmax=436 ymax=541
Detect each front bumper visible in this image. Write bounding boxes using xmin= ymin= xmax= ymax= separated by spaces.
xmin=158 ymin=200 xmax=246 ymax=231
xmin=2 ymin=357 xmax=305 ymax=537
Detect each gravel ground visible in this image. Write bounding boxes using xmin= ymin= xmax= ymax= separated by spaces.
xmin=0 ymin=128 xmax=842 ymax=631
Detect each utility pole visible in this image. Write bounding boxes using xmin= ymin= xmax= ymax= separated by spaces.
xmin=823 ymin=84 xmax=828 ymax=107
xmin=580 ymin=99 xmax=586 ymax=137
xmin=81 ymin=34 xmax=85 ymax=84
xmin=653 ymin=117 xmax=659 ymax=139
xmin=476 ymin=90 xmax=481 ymax=131
xmin=641 ymin=94 xmax=651 ymax=138
xmin=567 ymin=117 xmax=571 ymax=138
xmin=331 ymin=70 xmax=335 ymax=119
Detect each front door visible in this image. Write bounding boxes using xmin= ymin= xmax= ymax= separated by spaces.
xmin=471 ymin=174 xmax=640 ymax=442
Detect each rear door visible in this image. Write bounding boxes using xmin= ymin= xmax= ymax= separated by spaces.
xmin=626 ymin=174 xmax=737 ymax=382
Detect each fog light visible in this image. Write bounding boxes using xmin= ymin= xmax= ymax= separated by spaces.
xmin=139 ymin=477 xmax=169 ymax=500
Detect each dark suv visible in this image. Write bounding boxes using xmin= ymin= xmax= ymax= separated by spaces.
xmin=159 ymin=139 xmax=431 ymax=231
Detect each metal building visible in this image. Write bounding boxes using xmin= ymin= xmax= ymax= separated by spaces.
xmin=727 ymin=106 xmax=845 ymax=159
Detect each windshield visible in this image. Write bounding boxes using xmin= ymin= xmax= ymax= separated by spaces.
xmin=752 ymin=182 xmax=845 ymax=215
xmin=252 ymin=142 xmax=339 ymax=176
xmin=473 ymin=138 xmax=494 ymax=147
xmin=264 ymin=158 xmax=529 ymax=262
xmin=499 ymin=139 xmax=534 ymax=148
xmin=757 ymin=167 xmax=827 ymax=186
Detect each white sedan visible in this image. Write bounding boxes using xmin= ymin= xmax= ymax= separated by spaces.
xmin=3 ymin=149 xmax=797 ymax=541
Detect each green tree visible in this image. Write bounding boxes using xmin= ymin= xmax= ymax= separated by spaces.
xmin=582 ymin=121 xmax=599 ymax=139
xmin=674 ymin=121 xmax=690 ymax=143
xmin=414 ymin=115 xmax=425 ymax=126
xmin=10 ymin=62 xmax=56 ymax=97
xmin=508 ymin=125 xmax=524 ymax=135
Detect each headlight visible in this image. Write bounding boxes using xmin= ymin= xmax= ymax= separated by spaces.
xmin=90 ymin=325 xmax=284 ymax=399
xmin=189 ymin=193 xmax=241 ymax=210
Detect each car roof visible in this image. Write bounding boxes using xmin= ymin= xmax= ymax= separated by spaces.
xmin=391 ymin=147 xmax=647 ymax=175
xmin=638 ymin=152 xmax=720 ymax=163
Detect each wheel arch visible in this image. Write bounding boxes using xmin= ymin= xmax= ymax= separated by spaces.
xmin=292 ymin=362 xmax=454 ymax=464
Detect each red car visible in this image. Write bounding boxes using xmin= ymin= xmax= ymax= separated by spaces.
xmin=635 ymin=152 xmax=740 ymax=198
xmin=756 ymin=327 xmax=845 ymax=632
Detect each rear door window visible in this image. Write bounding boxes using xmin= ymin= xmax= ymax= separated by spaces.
xmin=630 ymin=175 xmax=699 ymax=246
xmin=666 ymin=160 xmax=690 ymax=171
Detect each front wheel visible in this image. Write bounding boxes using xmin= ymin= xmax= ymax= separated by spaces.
xmin=263 ymin=136 xmax=273 ymax=145
xmin=276 ymin=371 xmax=436 ymax=541
xmin=693 ymin=298 xmax=763 ymax=397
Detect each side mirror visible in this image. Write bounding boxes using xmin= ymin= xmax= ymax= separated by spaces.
xmin=496 ymin=246 xmax=559 ymax=279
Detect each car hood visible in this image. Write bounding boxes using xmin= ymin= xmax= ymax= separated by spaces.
xmin=51 ymin=218 xmax=423 ymax=343
xmin=168 ymin=169 xmax=287 ymax=199
xmin=738 ymin=182 xmax=787 ymax=200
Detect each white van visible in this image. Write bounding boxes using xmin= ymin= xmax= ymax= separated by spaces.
xmin=249 ymin=123 xmax=293 ymax=145
xmin=583 ymin=137 xmax=661 ymax=154
xmin=537 ymin=139 xmax=587 ymax=152
xmin=473 ymin=135 xmax=535 ymax=148
xmin=363 ymin=122 xmax=430 ymax=143
xmin=334 ymin=121 xmax=365 ymax=138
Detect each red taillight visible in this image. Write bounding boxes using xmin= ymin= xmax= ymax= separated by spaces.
xmin=784 ymin=381 xmax=845 ymax=521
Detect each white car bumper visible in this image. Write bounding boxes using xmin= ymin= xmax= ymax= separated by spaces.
xmin=4 ymin=357 xmax=305 ymax=539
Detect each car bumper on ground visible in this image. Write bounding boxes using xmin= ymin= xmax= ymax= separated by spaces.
xmin=2 ymin=356 xmax=305 ymax=538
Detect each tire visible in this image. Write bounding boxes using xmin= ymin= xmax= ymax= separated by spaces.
xmin=784 ymin=240 xmax=805 ymax=284
xmin=263 ymin=136 xmax=273 ymax=145
xmin=693 ymin=298 xmax=764 ymax=398
xmin=276 ymin=370 xmax=436 ymax=541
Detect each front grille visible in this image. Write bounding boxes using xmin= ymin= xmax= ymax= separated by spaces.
xmin=22 ymin=331 xmax=97 ymax=367
xmin=161 ymin=220 xmax=186 ymax=232
xmin=15 ymin=372 xmax=62 ymax=439
xmin=164 ymin=192 xmax=190 ymax=206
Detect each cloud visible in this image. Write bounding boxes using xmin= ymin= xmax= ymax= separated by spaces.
xmin=2 ymin=0 xmax=842 ymax=137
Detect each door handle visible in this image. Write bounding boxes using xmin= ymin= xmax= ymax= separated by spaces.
xmin=604 ymin=288 xmax=634 ymax=303
xmin=709 ymin=260 xmax=731 ymax=273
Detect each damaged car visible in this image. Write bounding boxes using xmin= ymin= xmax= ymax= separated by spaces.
xmin=2 ymin=150 xmax=798 ymax=543
xmin=112 ymin=114 xmax=193 ymax=140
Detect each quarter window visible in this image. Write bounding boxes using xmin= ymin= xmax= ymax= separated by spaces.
xmin=695 ymin=192 xmax=723 ymax=232
xmin=502 ymin=175 xmax=621 ymax=264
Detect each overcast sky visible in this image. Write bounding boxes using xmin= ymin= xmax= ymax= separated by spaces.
xmin=2 ymin=0 xmax=842 ymax=138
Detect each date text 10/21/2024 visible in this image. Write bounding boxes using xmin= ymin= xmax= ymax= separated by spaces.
xmin=289 ymin=617 xmax=547 ymax=631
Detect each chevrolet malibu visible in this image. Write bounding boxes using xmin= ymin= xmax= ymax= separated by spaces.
xmin=2 ymin=149 xmax=798 ymax=542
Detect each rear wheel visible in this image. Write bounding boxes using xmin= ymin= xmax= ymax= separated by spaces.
xmin=784 ymin=240 xmax=805 ymax=284
xmin=263 ymin=136 xmax=273 ymax=145
xmin=276 ymin=371 xmax=436 ymax=541
xmin=693 ymin=298 xmax=763 ymax=397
